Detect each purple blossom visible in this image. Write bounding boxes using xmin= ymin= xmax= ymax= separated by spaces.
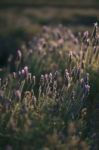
xmin=83 ymin=84 xmax=90 ymax=96
xmin=14 ymin=90 xmax=21 ymax=100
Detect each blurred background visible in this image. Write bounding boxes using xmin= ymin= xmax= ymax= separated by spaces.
xmin=0 ymin=0 xmax=99 ymax=66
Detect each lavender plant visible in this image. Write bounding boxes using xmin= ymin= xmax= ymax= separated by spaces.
xmin=0 ymin=23 xmax=99 ymax=150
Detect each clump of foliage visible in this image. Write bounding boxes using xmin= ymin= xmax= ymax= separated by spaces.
xmin=0 ymin=23 xmax=99 ymax=150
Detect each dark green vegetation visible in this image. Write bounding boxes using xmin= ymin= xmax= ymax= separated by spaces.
xmin=0 ymin=0 xmax=99 ymax=5
xmin=0 ymin=23 xmax=99 ymax=150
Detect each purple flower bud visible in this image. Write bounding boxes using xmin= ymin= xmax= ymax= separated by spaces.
xmin=85 ymin=84 xmax=90 ymax=92
xmin=21 ymin=69 xmax=25 ymax=75
xmin=83 ymin=31 xmax=89 ymax=42
xmin=24 ymin=66 xmax=28 ymax=75
xmin=5 ymin=145 xmax=13 ymax=150
xmin=44 ymin=74 xmax=49 ymax=83
xmin=21 ymin=69 xmax=25 ymax=78
xmin=14 ymin=90 xmax=21 ymax=100
xmin=84 ymin=31 xmax=89 ymax=38
xmin=83 ymin=84 xmax=90 ymax=96
xmin=21 ymin=66 xmax=29 ymax=78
